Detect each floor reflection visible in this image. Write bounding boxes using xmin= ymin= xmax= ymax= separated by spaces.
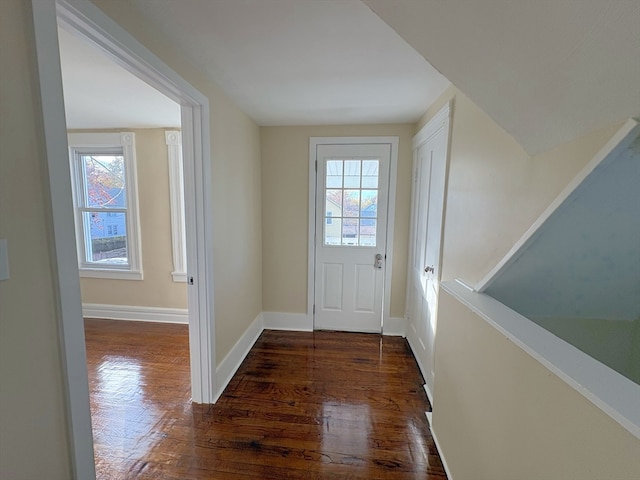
xmin=85 ymin=321 xmax=448 ymax=478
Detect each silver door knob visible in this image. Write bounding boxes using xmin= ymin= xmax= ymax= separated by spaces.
xmin=424 ymin=266 xmax=434 ymax=274
xmin=374 ymin=253 xmax=383 ymax=269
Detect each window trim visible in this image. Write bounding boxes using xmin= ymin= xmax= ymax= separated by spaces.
xmin=68 ymin=132 xmax=143 ymax=280
xmin=165 ymin=131 xmax=187 ymax=282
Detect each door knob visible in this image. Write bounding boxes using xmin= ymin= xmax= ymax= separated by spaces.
xmin=424 ymin=266 xmax=434 ymax=274
xmin=374 ymin=253 xmax=383 ymax=269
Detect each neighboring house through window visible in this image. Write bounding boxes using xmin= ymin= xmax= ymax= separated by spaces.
xmin=68 ymin=132 xmax=143 ymax=280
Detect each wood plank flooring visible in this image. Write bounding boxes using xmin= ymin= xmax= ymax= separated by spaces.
xmin=85 ymin=319 xmax=447 ymax=479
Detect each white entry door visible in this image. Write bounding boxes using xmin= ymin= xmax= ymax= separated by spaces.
xmin=313 ymin=142 xmax=393 ymax=333
xmin=407 ymin=105 xmax=450 ymax=398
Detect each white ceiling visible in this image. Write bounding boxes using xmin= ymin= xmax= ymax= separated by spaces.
xmin=363 ymin=0 xmax=640 ymax=154
xmin=58 ymin=28 xmax=181 ymax=129
xmin=58 ymin=0 xmax=450 ymax=130
xmin=60 ymin=0 xmax=638 ymax=154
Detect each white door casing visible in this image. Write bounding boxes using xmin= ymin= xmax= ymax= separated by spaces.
xmin=31 ymin=1 xmax=216 ymax=477
xmin=309 ymin=138 xmax=398 ymax=334
xmin=406 ymin=102 xmax=451 ymax=400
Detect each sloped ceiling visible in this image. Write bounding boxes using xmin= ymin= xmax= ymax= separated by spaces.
xmin=363 ymin=0 xmax=640 ymax=154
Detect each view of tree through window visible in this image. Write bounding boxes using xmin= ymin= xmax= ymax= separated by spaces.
xmin=324 ymin=159 xmax=379 ymax=246
xmin=79 ymin=154 xmax=129 ymax=264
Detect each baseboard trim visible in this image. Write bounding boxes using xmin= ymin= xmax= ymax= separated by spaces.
xmin=263 ymin=312 xmax=313 ymax=331
xmin=423 ymin=383 xmax=434 ymax=406
xmin=82 ymin=303 xmax=188 ymax=324
xmin=383 ymin=316 xmax=405 ymax=336
xmin=431 ymin=426 xmax=454 ymax=480
xmin=406 ymin=327 xmax=428 ymax=379
xmin=214 ymin=313 xmax=264 ymax=402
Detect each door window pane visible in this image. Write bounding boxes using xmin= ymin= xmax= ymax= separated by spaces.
xmin=342 ymin=218 xmax=359 ymax=245
xmin=362 ymin=160 xmax=379 ymax=188
xmin=326 ymin=160 xmax=343 ymax=188
xmin=343 ymin=190 xmax=361 ymax=217
xmin=360 ymin=219 xmax=376 ymax=246
xmin=323 ymin=159 xmax=379 ymax=247
xmin=324 ymin=217 xmax=342 ymax=245
xmin=344 ymin=160 xmax=361 ymax=188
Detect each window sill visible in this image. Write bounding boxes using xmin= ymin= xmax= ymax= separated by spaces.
xmin=79 ymin=268 xmax=143 ymax=281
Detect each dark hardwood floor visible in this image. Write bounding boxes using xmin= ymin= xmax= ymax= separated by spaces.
xmin=84 ymin=319 xmax=447 ymax=479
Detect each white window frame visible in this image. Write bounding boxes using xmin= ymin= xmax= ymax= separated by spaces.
xmin=68 ymin=132 xmax=143 ymax=280
xmin=165 ymin=131 xmax=187 ymax=282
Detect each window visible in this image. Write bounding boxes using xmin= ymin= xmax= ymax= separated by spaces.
xmin=324 ymin=159 xmax=379 ymax=246
xmin=68 ymin=132 xmax=142 ymax=280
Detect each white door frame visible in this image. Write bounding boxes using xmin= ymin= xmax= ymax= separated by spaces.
xmin=308 ymin=137 xmax=399 ymax=333
xmin=405 ymin=101 xmax=452 ymax=402
xmin=31 ymin=1 xmax=216 ymax=477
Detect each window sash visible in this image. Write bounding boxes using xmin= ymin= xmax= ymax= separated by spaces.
xmin=68 ymin=132 xmax=142 ymax=280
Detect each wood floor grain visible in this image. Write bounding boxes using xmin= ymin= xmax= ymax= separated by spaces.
xmin=85 ymin=319 xmax=447 ymax=479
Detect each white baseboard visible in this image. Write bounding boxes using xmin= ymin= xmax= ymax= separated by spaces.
xmin=82 ymin=303 xmax=188 ymax=324
xmin=215 ymin=312 xmax=264 ymax=401
xmin=423 ymin=383 xmax=434 ymax=406
xmin=406 ymin=326 xmax=428 ymax=379
xmin=263 ymin=312 xmax=313 ymax=331
xmin=425 ymin=411 xmax=433 ymax=427
xmin=383 ymin=316 xmax=405 ymax=336
xmin=431 ymin=426 xmax=454 ymax=480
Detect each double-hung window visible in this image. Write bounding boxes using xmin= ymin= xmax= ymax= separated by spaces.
xmin=68 ymin=132 xmax=143 ymax=280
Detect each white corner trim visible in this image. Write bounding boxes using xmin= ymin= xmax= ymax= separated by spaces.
xmin=442 ymin=280 xmax=640 ymax=439
xmin=171 ymin=271 xmax=187 ymax=283
xmin=430 ymin=426 xmax=454 ymax=480
xmin=82 ymin=303 xmax=188 ymax=324
xmin=475 ymin=119 xmax=639 ymax=292
xmin=263 ymin=312 xmax=313 ymax=331
xmin=413 ymin=100 xmax=452 ymax=150
xmin=165 ymin=130 xmax=187 ymax=283
xmin=423 ymin=383 xmax=434 ymax=406
xmin=214 ymin=313 xmax=264 ymax=402
xmin=383 ymin=316 xmax=405 ymax=336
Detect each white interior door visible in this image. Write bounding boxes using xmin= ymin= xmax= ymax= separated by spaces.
xmin=314 ymin=143 xmax=392 ymax=333
xmin=408 ymin=113 xmax=449 ymax=397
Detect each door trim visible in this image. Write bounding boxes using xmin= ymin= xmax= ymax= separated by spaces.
xmin=308 ymin=137 xmax=399 ymax=333
xmin=405 ymin=101 xmax=452 ymax=397
xmin=31 ymin=1 xmax=216 ymax=477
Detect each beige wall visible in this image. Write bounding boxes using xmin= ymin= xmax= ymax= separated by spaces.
xmin=419 ymin=86 xmax=639 ymax=478
xmin=0 ymin=0 xmax=72 ymax=478
xmin=418 ymin=85 xmax=623 ymax=286
xmin=434 ymin=290 xmax=640 ymax=479
xmin=92 ymin=1 xmax=263 ymax=363
xmin=260 ymin=124 xmax=415 ymax=318
xmin=74 ymin=128 xmax=188 ymax=309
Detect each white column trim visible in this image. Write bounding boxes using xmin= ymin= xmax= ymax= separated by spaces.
xmin=165 ymin=130 xmax=187 ymax=282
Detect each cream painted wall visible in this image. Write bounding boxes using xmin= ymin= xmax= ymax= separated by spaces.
xmin=73 ymin=128 xmax=188 ymax=309
xmin=0 ymin=0 xmax=72 ymax=478
xmin=418 ymin=85 xmax=623 ymax=286
xmin=418 ymin=85 xmax=638 ymax=477
xmin=434 ymin=290 xmax=640 ymax=479
xmin=91 ymin=1 xmax=262 ymax=363
xmin=260 ymin=124 xmax=414 ymax=318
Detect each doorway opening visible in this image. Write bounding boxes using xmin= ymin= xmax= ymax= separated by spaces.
xmin=32 ymin=1 xmax=216 ymax=477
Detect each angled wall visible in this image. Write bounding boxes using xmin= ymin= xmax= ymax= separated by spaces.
xmin=418 ymin=85 xmax=640 ymax=479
